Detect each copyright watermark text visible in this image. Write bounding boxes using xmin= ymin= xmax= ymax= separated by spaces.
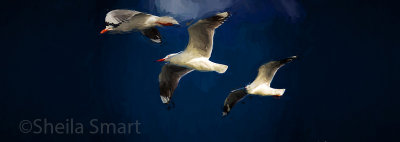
xmin=19 ymin=118 xmax=141 ymax=135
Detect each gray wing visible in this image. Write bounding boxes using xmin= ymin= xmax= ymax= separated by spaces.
xmin=141 ymin=28 xmax=162 ymax=43
xmin=251 ymin=56 xmax=297 ymax=86
xmin=159 ymin=64 xmax=194 ymax=104
xmin=105 ymin=9 xmax=141 ymax=25
xmin=184 ymin=12 xmax=230 ymax=58
xmin=222 ymin=88 xmax=248 ymax=116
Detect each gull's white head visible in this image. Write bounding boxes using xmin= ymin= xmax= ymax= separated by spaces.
xmin=156 ymin=53 xmax=179 ymax=62
xmin=100 ymin=25 xmax=114 ymax=34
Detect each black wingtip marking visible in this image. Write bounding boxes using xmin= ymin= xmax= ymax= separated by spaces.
xmin=279 ymin=55 xmax=298 ymax=64
xmin=206 ymin=12 xmax=231 ymax=24
xmin=222 ymin=88 xmax=248 ymax=117
xmin=222 ymin=105 xmax=230 ymax=117
xmin=142 ymin=28 xmax=162 ymax=44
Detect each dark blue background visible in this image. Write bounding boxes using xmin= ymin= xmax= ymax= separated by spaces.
xmin=1 ymin=0 xmax=399 ymax=141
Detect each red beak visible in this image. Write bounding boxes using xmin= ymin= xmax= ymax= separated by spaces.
xmin=100 ymin=28 xmax=109 ymax=34
xmin=156 ymin=22 xmax=174 ymax=26
xmin=156 ymin=58 xmax=165 ymax=62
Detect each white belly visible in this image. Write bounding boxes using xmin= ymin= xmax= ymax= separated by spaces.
xmin=246 ymin=84 xmax=285 ymax=96
xmin=170 ymin=56 xmax=228 ymax=73
xmin=186 ymin=58 xmax=214 ymax=70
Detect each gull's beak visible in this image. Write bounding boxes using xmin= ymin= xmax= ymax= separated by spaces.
xmin=100 ymin=28 xmax=109 ymax=34
xmin=156 ymin=58 xmax=166 ymax=62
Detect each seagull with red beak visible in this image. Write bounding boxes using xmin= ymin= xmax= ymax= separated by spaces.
xmin=222 ymin=56 xmax=298 ymax=116
xmin=157 ymin=12 xmax=230 ymax=104
xmin=100 ymin=9 xmax=179 ymax=43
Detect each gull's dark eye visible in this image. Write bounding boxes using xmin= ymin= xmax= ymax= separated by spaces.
xmin=106 ymin=22 xmax=120 ymax=27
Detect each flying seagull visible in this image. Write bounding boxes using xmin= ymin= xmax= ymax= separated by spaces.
xmin=222 ymin=56 xmax=297 ymax=116
xmin=100 ymin=9 xmax=179 ymax=43
xmin=157 ymin=12 xmax=231 ymax=104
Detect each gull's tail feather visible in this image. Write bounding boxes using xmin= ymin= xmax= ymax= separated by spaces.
xmin=156 ymin=16 xmax=179 ymax=26
xmin=273 ymin=89 xmax=285 ymax=96
xmin=215 ymin=64 xmax=228 ymax=74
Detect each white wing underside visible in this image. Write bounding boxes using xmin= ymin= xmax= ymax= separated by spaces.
xmin=183 ymin=12 xmax=230 ymax=58
xmin=168 ymin=12 xmax=230 ymax=73
xmin=248 ymin=63 xmax=279 ymax=88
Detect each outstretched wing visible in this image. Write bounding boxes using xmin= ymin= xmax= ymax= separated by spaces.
xmin=184 ymin=12 xmax=230 ymax=58
xmin=222 ymin=88 xmax=248 ymax=116
xmin=105 ymin=9 xmax=141 ymax=25
xmin=158 ymin=64 xmax=193 ymax=104
xmin=251 ymin=56 xmax=297 ymax=86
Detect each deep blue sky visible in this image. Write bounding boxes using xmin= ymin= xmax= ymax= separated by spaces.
xmin=1 ymin=0 xmax=399 ymax=142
